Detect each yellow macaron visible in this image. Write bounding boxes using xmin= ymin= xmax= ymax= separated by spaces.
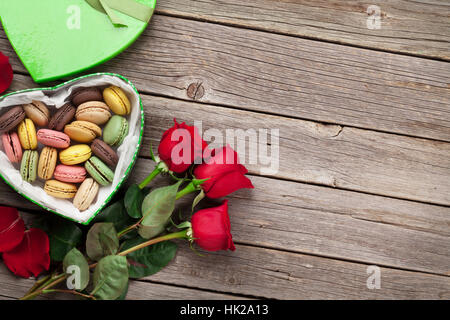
xmin=38 ymin=147 xmax=58 ymax=180
xmin=44 ymin=180 xmax=77 ymax=199
xmin=103 ymin=86 xmax=131 ymax=115
xmin=64 ymin=120 xmax=102 ymax=143
xmin=17 ymin=119 xmax=38 ymax=149
xmin=59 ymin=144 xmax=92 ymax=165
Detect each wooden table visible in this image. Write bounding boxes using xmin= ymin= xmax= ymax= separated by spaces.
xmin=1 ymin=1 xmax=449 ymax=300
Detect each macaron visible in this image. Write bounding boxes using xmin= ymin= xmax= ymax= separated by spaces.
xmin=76 ymin=101 xmax=111 ymax=125
xmin=54 ymin=165 xmax=87 ymax=183
xmin=44 ymin=180 xmax=77 ymax=199
xmin=23 ymin=101 xmax=50 ymax=127
xmin=18 ymin=119 xmax=38 ymax=150
xmin=73 ymin=178 xmax=99 ymax=211
xmin=38 ymin=147 xmax=58 ymax=180
xmin=2 ymin=132 xmax=22 ymax=163
xmin=71 ymin=87 xmax=103 ymax=107
xmin=85 ymin=156 xmax=114 ymax=186
xmin=103 ymin=86 xmax=131 ymax=115
xmin=59 ymin=144 xmax=92 ymax=165
xmin=64 ymin=121 xmax=101 ymax=143
xmin=48 ymin=103 xmax=76 ymax=131
xmin=91 ymin=138 xmax=118 ymax=168
xmin=0 ymin=106 xmax=25 ymax=134
xmin=103 ymin=115 xmax=129 ymax=147
xmin=20 ymin=150 xmax=38 ymax=183
xmin=37 ymin=129 xmax=71 ymax=149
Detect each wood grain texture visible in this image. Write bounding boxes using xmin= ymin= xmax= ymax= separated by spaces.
xmin=1 ymin=16 xmax=450 ymax=142
xmin=0 ymin=215 xmax=449 ymax=300
xmin=6 ymin=75 xmax=450 ymax=206
xmin=156 ymin=0 xmax=450 ymax=60
xmin=1 ymin=156 xmax=449 ymax=276
xmin=140 ymin=95 xmax=450 ymax=206
xmin=127 ymin=159 xmax=450 ymax=276
xmin=0 ymin=265 xmax=239 ymax=300
xmin=144 ymin=242 xmax=450 ymax=299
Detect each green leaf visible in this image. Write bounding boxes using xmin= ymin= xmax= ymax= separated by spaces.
xmin=122 ymin=237 xmax=177 ymax=279
xmin=116 ymin=282 xmax=129 ymax=300
xmin=49 ymin=220 xmax=83 ymax=262
xmin=138 ymin=181 xmax=182 ymax=239
xmin=63 ymin=248 xmax=90 ymax=291
xmin=86 ymin=223 xmax=119 ymax=261
xmin=124 ymin=184 xmax=144 ymax=218
xmin=91 ymin=255 xmax=129 ymax=300
xmin=92 ymin=200 xmax=134 ymax=231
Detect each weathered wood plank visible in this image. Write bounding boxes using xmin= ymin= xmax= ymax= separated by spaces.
xmin=2 ymin=16 xmax=450 ymax=142
xmin=128 ymin=159 xmax=450 ymax=276
xmin=140 ymin=95 xmax=450 ymax=206
xmin=2 ymin=156 xmax=449 ymax=275
xmin=1 ymin=230 xmax=449 ymax=299
xmin=156 ymin=0 xmax=450 ymax=60
xmin=0 ymin=265 xmax=240 ymax=300
xmin=145 ymin=242 xmax=450 ymax=299
xmin=126 ymin=281 xmax=247 ymax=300
xmin=6 ymin=74 xmax=450 ymax=206
xmin=0 ymin=264 xmax=71 ymax=300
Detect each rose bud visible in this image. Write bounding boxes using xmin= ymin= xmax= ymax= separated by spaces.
xmin=0 ymin=206 xmax=25 ymax=252
xmin=0 ymin=51 xmax=13 ymax=94
xmin=3 ymin=228 xmax=50 ymax=278
xmin=158 ymin=119 xmax=208 ymax=173
xmin=191 ymin=200 xmax=235 ymax=251
xmin=194 ymin=145 xmax=254 ymax=198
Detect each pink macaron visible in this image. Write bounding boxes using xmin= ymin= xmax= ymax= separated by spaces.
xmin=54 ymin=165 xmax=87 ymax=183
xmin=2 ymin=132 xmax=23 ymax=163
xmin=37 ymin=129 xmax=71 ymax=149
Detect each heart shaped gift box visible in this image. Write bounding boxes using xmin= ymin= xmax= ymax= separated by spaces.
xmin=0 ymin=0 xmax=156 ymax=83
xmin=0 ymin=73 xmax=144 ymax=224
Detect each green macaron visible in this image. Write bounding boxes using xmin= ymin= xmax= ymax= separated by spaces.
xmin=103 ymin=115 xmax=129 ymax=147
xmin=85 ymin=156 xmax=115 ymax=186
xmin=20 ymin=150 xmax=38 ymax=183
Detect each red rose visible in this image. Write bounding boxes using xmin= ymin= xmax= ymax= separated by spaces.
xmin=0 ymin=206 xmax=25 ymax=252
xmin=158 ymin=119 xmax=208 ymax=173
xmin=191 ymin=200 xmax=235 ymax=251
xmin=194 ymin=145 xmax=254 ymax=198
xmin=0 ymin=52 xmax=13 ymax=94
xmin=3 ymin=228 xmax=50 ymax=278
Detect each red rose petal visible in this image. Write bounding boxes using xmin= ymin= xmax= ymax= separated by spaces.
xmin=158 ymin=119 xmax=208 ymax=173
xmin=0 ymin=206 xmax=25 ymax=252
xmin=194 ymin=145 xmax=254 ymax=198
xmin=3 ymin=228 xmax=50 ymax=278
xmin=203 ymin=170 xmax=254 ymax=199
xmin=192 ymin=200 xmax=235 ymax=252
xmin=0 ymin=52 xmax=13 ymax=94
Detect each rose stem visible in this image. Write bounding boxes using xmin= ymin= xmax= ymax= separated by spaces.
xmin=138 ymin=166 xmax=163 ymax=189
xmin=175 ymin=181 xmax=198 ymax=200
xmin=21 ymin=230 xmax=190 ymax=300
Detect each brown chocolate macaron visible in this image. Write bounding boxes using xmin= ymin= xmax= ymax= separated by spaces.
xmin=0 ymin=106 xmax=26 ymax=134
xmin=91 ymin=138 xmax=118 ymax=168
xmin=48 ymin=103 xmax=76 ymax=131
xmin=71 ymin=87 xmax=103 ymax=107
